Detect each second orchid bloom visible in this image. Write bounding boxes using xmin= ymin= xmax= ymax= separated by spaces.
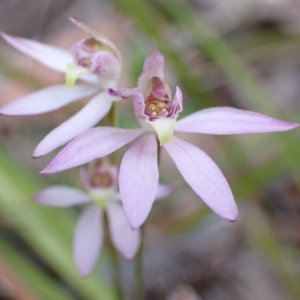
xmin=35 ymin=160 xmax=173 ymax=276
xmin=41 ymin=50 xmax=299 ymax=229
xmin=0 ymin=17 xmax=122 ymax=157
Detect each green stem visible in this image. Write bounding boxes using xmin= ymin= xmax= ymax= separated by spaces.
xmin=104 ymin=212 xmax=122 ymax=300
xmin=134 ymin=225 xmax=145 ymax=300
xmin=108 ymin=101 xmax=119 ymax=127
xmin=157 ymin=138 xmax=162 ymax=165
xmin=108 ymin=101 xmax=119 ymax=165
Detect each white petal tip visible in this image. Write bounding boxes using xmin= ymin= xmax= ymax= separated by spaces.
xmin=0 ymin=106 xmax=22 ymax=116
xmin=32 ymin=194 xmax=41 ymax=203
xmin=39 ymin=167 xmax=53 ymax=174
xmin=0 ymin=32 xmax=10 ymax=41
xmin=128 ymin=219 xmax=143 ymax=230
xmin=224 ymin=210 xmax=238 ymax=222
xmin=122 ymin=253 xmax=136 ymax=261
xmin=69 ymin=16 xmax=79 ymax=24
xmin=78 ymin=268 xmax=90 ymax=278
xmin=40 ymin=161 xmax=69 ymax=174
xmin=32 ymin=148 xmax=46 ymax=159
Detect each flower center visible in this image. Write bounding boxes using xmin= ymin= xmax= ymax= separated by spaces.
xmin=90 ymin=171 xmax=113 ymax=188
xmin=144 ymin=77 xmax=171 ymax=120
xmin=145 ymin=95 xmax=169 ymax=117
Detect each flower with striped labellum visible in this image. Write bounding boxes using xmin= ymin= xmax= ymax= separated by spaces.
xmin=35 ymin=159 xmax=173 ymax=276
xmin=41 ymin=50 xmax=299 ymax=229
xmin=0 ymin=17 xmax=122 ymax=157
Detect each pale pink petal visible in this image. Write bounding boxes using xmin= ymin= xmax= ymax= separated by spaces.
xmin=0 ymin=84 xmax=99 ymax=116
xmin=164 ymin=136 xmax=237 ymax=221
xmin=155 ymin=184 xmax=175 ymax=201
xmin=78 ymin=73 xmax=100 ymax=85
xmin=107 ymin=202 xmax=140 ymax=259
xmin=91 ymin=51 xmax=121 ymax=81
xmin=74 ymin=205 xmax=103 ymax=276
xmin=119 ymin=134 xmax=159 ymax=229
xmin=34 ymin=185 xmax=90 ymax=207
xmin=168 ymin=87 xmax=183 ymax=117
xmin=138 ymin=50 xmax=164 ymax=92
xmin=132 ymin=92 xmax=146 ymax=120
xmin=108 ymin=88 xmax=145 ymax=119
xmin=175 ymin=107 xmax=299 ymax=134
xmin=33 ymin=92 xmax=112 ymax=157
xmin=1 ymin=32 xmax=72 ymax=73
xmin=41 ymin=128 xmax=144 ymax=174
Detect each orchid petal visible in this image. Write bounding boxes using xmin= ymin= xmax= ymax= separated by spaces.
xmin=149 ymin=117 xmax=176 ymax=145
xmin=168 ymin=87 xmax=183 ymax=117
xmin=175 ymin=107 xmax=299 ymax=134
xmin=34 ymin=186 xmax=90 ymax=207
xmin=74 ymin=205 xmax=103 ymax=276
xmin=132 ymin=92 xmax=146 ymax=120
xmin=0 ymin=84 xmax=99 ymax=116
xmin=138 ymin=50 xmax=164 ymax=94
xmin=119 ymin=134 xmax=159 ymax=229
xmin=164 ymin=136 xmax=237 ymax=221
xmin=33 ymin=92 xmax=112 ymax=157
xmin=155 ymin=184 xmax=175 ymax=200
xmin=107 ymin=202 xmax=140 ymax=259
xmin=91 ymin=51 xmax=121 ymax=82
xmin=109 ymin=89 xmax=145 ymax=120
xmin=1 ymin=32 xmax=72 ymax=73
xmin=41 ymin=128 xmax=144 ymax=174
xmin=78 ymin=73 xmax=100 ymax=85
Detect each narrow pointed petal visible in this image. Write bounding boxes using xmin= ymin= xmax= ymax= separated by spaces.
xmin=155 ymin=184 xmax=175 ymax=200
xmin=41 ymin=128 xmax=144 ymax=174
xmin=119 ymin=134 xmax=159 ymax=229
xmin=74 ymin=205 xmax=103 ymax=276
xmin=164 ymin=136 xmax=237 ymax=221
xmin=107 ymin=202 xmax=140 ymax=259
xmin=0 ymin=84 xmax=99 ymax=116
xmin=34 ymin=186 xmax=90 ymax=207
xmin=175 ymin=107 xmax=299 ymax=134
xmin=138 ymin=50 xmax=164 ymax=92
xmin=33 ymin=92 xmax=112 ymax=157
xmin=1 ymin=32 xmax=72 ymax=73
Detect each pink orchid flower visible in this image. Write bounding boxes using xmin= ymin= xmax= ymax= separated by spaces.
xmin=41 ymin=50 xmax=298 ymax=229
xmin=0 ymin=17 xmax=122 ymax=158
xmin=35 ymin=160 xmax=172 ymax=276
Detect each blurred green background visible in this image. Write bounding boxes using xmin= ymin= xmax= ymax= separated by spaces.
xmin=0 ymin=0 xmax=300 ymax=299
